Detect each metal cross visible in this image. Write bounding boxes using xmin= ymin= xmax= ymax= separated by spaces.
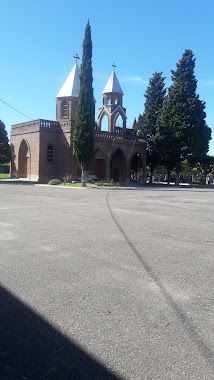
xmin=74 ymin=54 xmax=80 ymax=63
xmin=112 ymin=63 xmax=116 ymax=71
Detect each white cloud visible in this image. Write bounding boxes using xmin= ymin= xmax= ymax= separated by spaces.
xmin=121 ymin=76 xmax=148 ymax=84
xmin=94 ymin=72 xmax=148 ymax=85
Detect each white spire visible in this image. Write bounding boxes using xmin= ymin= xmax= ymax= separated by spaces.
xmin=56 ymin=63 xmax=80 ymax=98
xmin=102 ymin=71 xmax=123 ymax=95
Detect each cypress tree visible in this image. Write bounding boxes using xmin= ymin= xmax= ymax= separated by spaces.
xmin=143 ymin=72 xmax=166 ymax=138
xmin=142 ymin=72 xmax=166 ymax=182
xmin=156 ymin=49 xmax=211 ymax=185
xmin=0 ymin=120 xmax=11 ymax=164
xmin=74 ymin=21 xmax=95 ymax=186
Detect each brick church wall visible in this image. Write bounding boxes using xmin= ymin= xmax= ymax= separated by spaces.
xmin=10 ymin=120 xmax=41 ymax=181
xmin=94 ymin=133 xmax=146 ymax=181
xmin=39 ymin=121 xmax=59 ymax=180
xmin=56 ymin=122 xmax=72 ymax=179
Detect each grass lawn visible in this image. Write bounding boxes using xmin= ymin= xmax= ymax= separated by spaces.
xmin=0 ymin=174 xmax=10 ymax=179
xmin=59 ymin=182 xmax=95 ymax=188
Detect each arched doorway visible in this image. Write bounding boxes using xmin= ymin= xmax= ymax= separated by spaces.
xmin=94 ymin=149 xmax=106 ymax=179
xmin=110 ymin=149 xmax=126 ymax=182
xmin=18 ymin=140 xmax=30 ymax=178
xmin=130 ymin=153 xmax=143 ymax=180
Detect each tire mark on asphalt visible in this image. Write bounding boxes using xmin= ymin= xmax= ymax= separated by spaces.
xmin=106 ymin=191 xmax=214 ymax=368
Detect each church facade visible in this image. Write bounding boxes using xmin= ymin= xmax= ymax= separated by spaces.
xmin=10 ymin=61 xmax=146 ymax=183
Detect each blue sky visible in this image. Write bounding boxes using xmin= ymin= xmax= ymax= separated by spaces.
xmin=1 ymin=0 xmax=214 ymax=153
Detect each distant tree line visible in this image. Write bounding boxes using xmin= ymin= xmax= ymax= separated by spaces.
xmin=133 ymin=49 xmax=212 ymax=185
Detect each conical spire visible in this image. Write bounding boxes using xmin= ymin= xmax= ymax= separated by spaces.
xmin=102 ymin=70 xmax=123 ymax=95
xmin=57 ymin=63 xmax=80 ymax=98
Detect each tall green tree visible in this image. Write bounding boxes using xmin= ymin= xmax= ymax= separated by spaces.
xmin=0 ymin=120 xmax=11 ymax=164
xmin=74 ymin=21 xmax=95 ymax=186
xmin=133 ymin=114 xmax=144 ymax=137
xmin=142 ymin=72 xmax=166 ymax=182
xmin=155 ymin=50 xmax=211 ymax=185
xmin=132 ymin=117 xmax=137 ymax=133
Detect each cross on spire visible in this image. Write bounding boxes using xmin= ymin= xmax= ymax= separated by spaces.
xmin=74 ymin=54 xmax=80 ymax=64
xmin=112 ymin=63 xmax=116 ymax=71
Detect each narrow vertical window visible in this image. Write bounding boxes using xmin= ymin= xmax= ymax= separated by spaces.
xmin=61 ymin=100 xmax=68 ymax=118
xmin=47 ymin=144 xmax=54 ymax=163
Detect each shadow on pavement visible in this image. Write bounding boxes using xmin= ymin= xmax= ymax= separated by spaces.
xmin=0 ymin=180 xmax=37 ymax=185
xmin=0 ymin=284 xmax=122 ymax=380
xmin=106 ymin=191 xmax=214 ymax=369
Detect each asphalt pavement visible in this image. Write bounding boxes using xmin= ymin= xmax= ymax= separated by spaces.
xmin=0 ymin=183 xmax=214 ymax=379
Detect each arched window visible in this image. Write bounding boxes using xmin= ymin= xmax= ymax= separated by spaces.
xmin=61 ymin=99 xmax=68 ymax=118
xmin=101 ymin=114 xmax=109 ymax=131
xmin=114 ymin=114 xmax=123 ymax=130
xmin=47 ymin=144 xmax=54 ymax=163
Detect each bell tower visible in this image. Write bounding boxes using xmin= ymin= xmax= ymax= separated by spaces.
xmin=97 ymin=64 xmax=127 ymax=133
xmin=56 ymin=54 xmax=80 ymax=123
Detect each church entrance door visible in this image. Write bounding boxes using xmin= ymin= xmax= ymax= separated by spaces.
xmin=110 ymin=149 xmax=126 ymax=182
xmin=18 ymin=140 xmax=30 ymax=178
xmin=93 ymin=149 xmax=106 ymax=179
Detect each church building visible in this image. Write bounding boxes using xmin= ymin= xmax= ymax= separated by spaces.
xmin=10 ymin=59 xmax=146 ymax=182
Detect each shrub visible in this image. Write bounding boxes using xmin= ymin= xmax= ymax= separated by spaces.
xmin=0 ymin=164 xmax=10 ymax=174
xmin=48 ymin=179 xmax=61 ymax=185
xmin=63 ymin=174 xmax=74 ymax=183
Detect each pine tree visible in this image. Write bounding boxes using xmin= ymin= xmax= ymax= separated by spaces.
xmin=142 ymin=72 xmax=166 ymax=182
xmin=143 ymin=72 xmax=166 ymax=138
xmin=133 ymin=114 xmax=144 ymax=137
xmin=0 ymin=120 xmax=11 ymax=164
xmin=156 ymin=50 xmax=211 ymax=185
xmin=132 ymin=117 xmax=137 ymax=133
xmin=74 ymin=21 xmax=95 ymax=186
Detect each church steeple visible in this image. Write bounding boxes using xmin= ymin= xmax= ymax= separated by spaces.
xmin=56 ymin=62 xmax=80 ymax=98
xmin=56 ymin=56 xmax=80 ymax=122
xmin=97 ymin=65 xmax=127 ymax=133
xmin=102 ymin=66 xmax=123 ymax=96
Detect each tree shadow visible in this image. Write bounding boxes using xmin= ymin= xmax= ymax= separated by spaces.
xmin=0 ymin=180 xmax=37 ymax=185
xmin=106 ymin=191 xmax=214 ymax=369
xmin=0 ymin=284 xmax=122 ymax=380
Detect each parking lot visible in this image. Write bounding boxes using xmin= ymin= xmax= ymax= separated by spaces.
xmin=0 ymin=183 xmax=214 ymax=379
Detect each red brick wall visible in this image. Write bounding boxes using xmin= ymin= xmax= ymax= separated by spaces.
xmin=10 ymin=120 xmax=41 ymax=181
xmin=39 ymin=122 xmax=59 ymax=180
xmin=11 ymin=120 xmax=146 ymax=183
